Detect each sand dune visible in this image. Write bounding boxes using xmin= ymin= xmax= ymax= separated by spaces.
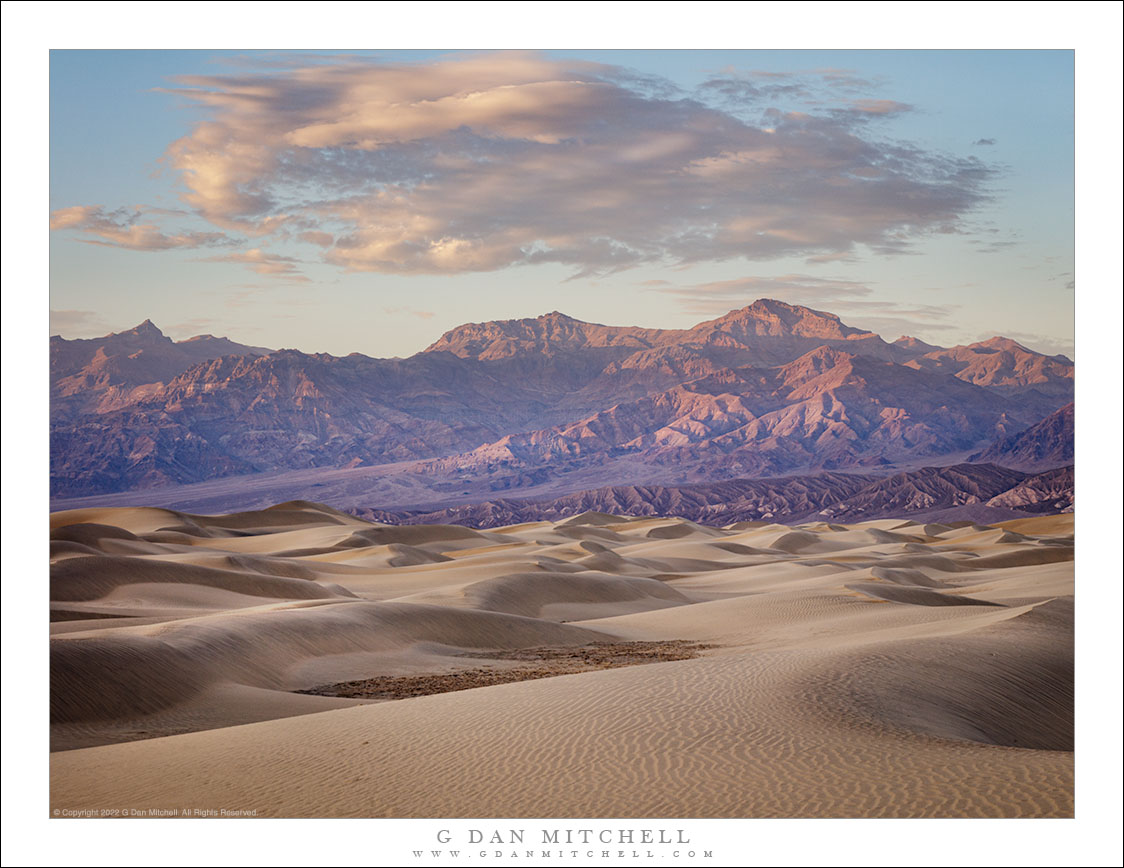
xmin=49 ymin=502 xmax=1073 ymax=817
xmin=463 ymin=571 xmax=693 ymax=620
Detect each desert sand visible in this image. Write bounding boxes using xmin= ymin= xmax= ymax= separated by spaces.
xmin=49 ymin=501 xmax=1073 ymax=818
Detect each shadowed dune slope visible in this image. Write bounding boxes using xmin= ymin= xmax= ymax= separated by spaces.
xmin=810 ymin=598 xmax=1073 ymax=750
xmin=49 ymin=503 xmax=1074 ymax=818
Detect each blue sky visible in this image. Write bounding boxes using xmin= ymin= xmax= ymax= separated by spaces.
xmin=49 ymin=48 xmax=1076 ymax=358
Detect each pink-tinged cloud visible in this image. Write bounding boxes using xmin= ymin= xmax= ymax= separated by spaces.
xmin=49 ymin=205 xmax=234 ymax=250
xmin=656 ymin=274 xmax=875 ymax=315
xmin=145 ymin=54 xmax=991 ymax=275
xmin=845 ymin=99 xmax=912 ymax=115
xmin=299 ymin=231 xmax=335 ymax=247
xmin=202 ymin=248 xmax=310 ymax=281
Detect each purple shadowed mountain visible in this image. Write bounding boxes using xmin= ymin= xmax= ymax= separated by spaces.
xmin=50 ymin=300 xmax=1074 ymax=520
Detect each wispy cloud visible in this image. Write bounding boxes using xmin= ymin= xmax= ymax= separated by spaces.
xmin=201 ymin=248 xmax=310 ymax=281
xmin=970 ymin=238 xmax=1020 ymax=253
xmin=49 ymin=309 xmax=110 ymax=336
xmin=695 ymin=67 xmax=886 ymax=111
xmin=1045 ymin=270 xmax=1075 ymax=291
xmin=121 ymin=52 xmax=995 ymax=277
xmin=383 ymin=306 xmax=436 ymax=320
xmin=820 ymin=300 xmax=961 ymax=338
xmin=49 ymin=205 xmax=235 ymax=250
xmin=654 ymin=274 xmax=874 ymax=316
xmin=804 ymin=251 xmax=860 ymax=265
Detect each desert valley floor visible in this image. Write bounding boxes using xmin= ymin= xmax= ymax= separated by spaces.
xmin=49 ymin=502 xmax=1073 ymax=818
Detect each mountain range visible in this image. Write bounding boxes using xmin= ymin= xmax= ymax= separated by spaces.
xmin=50 ymin=299 xmax=1074 ymax=519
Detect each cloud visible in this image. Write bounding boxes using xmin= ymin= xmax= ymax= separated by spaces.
xmin=299 ymin=231 xmax=335 ymax=247
xmin=49 ymin=309 xmax=110 ymax=336
xmin=970 ymin=238 xmax=1019 ymax=253
xmin=817 ymin=300 xmax=961 ymax=338
xmin=804 ymin=251 xmax=859 ymax=265
xmin=202 ymin=248 xmax=310 ymax=281
xmin=1045 ymin=270 xmax=1075 ymax=291
xmin=383 ymin=306 xmax=436 ymax=319
xmin=695 ymin=67 xmax=884 ymax=110
xmin=841 ymin=98 xmax=912 ymax=116
xmin=696 ymin=70 xmax=816 ymax=106
xmin=49 ymin=205 xmax=235 ymax=250
xmin=695 ymin=69 xmax=913 ymax=135
xmin=85 ymin=53 xmax=993 ymax=276
xmin=655 ymin=274 xmax=875 ymax=316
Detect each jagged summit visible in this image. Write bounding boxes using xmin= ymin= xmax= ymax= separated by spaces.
xmin=49 ymin=321 xmax=273 ymax=410
xmin=965 ymin=336 xmax=1072 ymax=365
xmin=906 ymin=336 xmax=1074 ymax=395
xmin=721 ymin=297 xmax=847 ymax=323
xmin=84 ymin=319 xmax=170 ymax=344
xmin=693 ymin=298 xmax=872 ymax=341
xmin=894 ymin=335 xmax=939 ymax=351
xmin=129 ymin=318 xmax=164 ymax=334
xmin=423 ymin=308 xmax=672 ymax=360
xmin=974 ymin=336 xmax=1032 ymax=352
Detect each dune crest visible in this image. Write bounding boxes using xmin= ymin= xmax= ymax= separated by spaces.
xmin=50 ymin=503 xmax=1073 ymax=818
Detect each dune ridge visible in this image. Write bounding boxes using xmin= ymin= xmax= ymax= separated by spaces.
xmin=49 ymin=501 xmax=1073 ymax=817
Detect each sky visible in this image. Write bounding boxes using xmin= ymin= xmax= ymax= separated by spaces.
xmin=47 ymin=47 xmax=1077 ymax=358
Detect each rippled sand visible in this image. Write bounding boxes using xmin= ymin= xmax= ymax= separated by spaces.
xmin=49 ymin=503 xmax=1073 ymax=817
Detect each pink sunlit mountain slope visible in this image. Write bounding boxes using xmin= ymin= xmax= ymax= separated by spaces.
xmin=50 ymin=300 xmax=1074 ymax=513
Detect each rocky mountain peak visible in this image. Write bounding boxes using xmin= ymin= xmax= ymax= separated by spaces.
xmin=697 ymin=298 xmax=869 ymax=340
xmin=125 ymin=319 xmax=167 ymax=340
xmin=894 ymin=335 xmax=938 ymax=350
xmin=973 ymin=336 xmax=1027 ymax=352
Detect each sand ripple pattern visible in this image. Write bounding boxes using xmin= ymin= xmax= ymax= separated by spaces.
xmin=49 ymin=504 xmax=1074 ymax=817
